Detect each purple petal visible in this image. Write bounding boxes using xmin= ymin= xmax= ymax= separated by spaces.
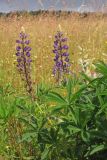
xmin=16 ymin=46 xmax=21 ymax=51
xmin=54 ymin=40 xmax=58 ymax=45
xmin=53 ymin=50 xmax=58 ymax=54
xmin=61 ymin=38 xmax=67 ymax=42
xmin=62 ymin=52 xmax=69 ymax=56
xmin=27 ymin=59 xmax=32 ymax=63
xmin=53 ymin=67 xmax=56 ymax=75
xmin=58 ymin=46 xmax=63 ymax=50
xmin=54 ymin=44 xmax=58 ymax=49
xmin=16 ymin=40 xmax=21 ymax=44
xmin=65 ymin=57 xmax=69 ymax=62
xmin=26 ymin=52 xmax=30 ymax=57
xmin=25 ymin=40 xmax=30 ymax=45
xmin=17 ymin=58 xmax=22 ymax=63
xmin=27 ymin=47 xmax=31 ymax=52
xmin=55 ymin=35 xmax=58 ymax=39
xmin=57 ymin=31 xmax=63 ymax=37
xmin=16 ymin=52 xmax=21 ymax=56
xmin=54 ymin=54 xmax=59 ymax=61
xmin=56 ymin=61 xmax=62 ymax=68
xmin=24 ymin=46 xmax=31 ymax=52
xmin=20 ymin=32 xmax=27 ymax=39
xmin=63 ymin=45 xmax=69 ymax=50
xmin=21 ymin=41 xmax=24 ymax=44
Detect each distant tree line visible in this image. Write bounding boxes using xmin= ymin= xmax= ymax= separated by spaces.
xmin=0 ymin=10 xmax=106 ymax=18
xmin=0 ymin=10 xmax=73 ymax=17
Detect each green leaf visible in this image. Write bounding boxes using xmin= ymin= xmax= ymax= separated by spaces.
xmin=70 ymin=109 xmax=78 ymax=125
xmin=68 ymin=125 xmax=81 ymax=134
xmin=23 ymin=156 xmax=34 ymax=160
xmin=71 ymin=85 xmax=86 ymax=102
xmin=0 ymin=86 xmax=3 ymax=95
xmin=66 ymin=78 xmax=72 ymax=102
xmin=81 ymin=72 xmax=92 ymax=82
xmin=89 ymin=144 xmax=106 ymax=155
xmin=95 ymin=61 xmax=107 ymax=77
xmin=19 ymin=132 xmax=36 ymax=143
xmin=41 ymin=146 xmax=51 ymax=160
xmin=81 ymin=131 xmax=90 ymax=142
xmin=46 ymin=91 xmax=66 ymax=104
xmin=51 ymin=105 xmax=66 ymax=114
xmin=97 ymin=91 xmax=107 ymax=96
xmin=96 ymin=103 xmax=107 ymax=116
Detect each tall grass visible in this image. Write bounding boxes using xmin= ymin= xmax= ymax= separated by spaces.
xmin=0 ymin=14 xmax=107 ymax=91
xmin=0 ymin=13 xmax=107 ymax=160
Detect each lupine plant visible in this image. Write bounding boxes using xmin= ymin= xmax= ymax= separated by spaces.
xmin=16 ymin=30 xmax=34 ymax=99
xmin=1 ymin=26 xmax=107 ymax=160
xmin=53 ymin=31 xmax=70 ymax=84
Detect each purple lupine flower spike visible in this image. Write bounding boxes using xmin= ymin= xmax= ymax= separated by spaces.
xmin=52 ymin=31 xmax=70 ymax=84
xmin=16 ymin=30 xmax=34 ymax=99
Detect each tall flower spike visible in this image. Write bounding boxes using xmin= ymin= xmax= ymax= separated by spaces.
xmin=52 ymin=31 xmax=70 ymax=84
xmin=16 ymin=30 xmax=34 ymax=99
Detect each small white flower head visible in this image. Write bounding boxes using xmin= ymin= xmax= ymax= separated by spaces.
xmin=58 ymin=24 xmax=62 ymax=31
xmin=49 ymin=35 xmax=52 ymax=39
xmin=84 ymin=54 xmax=88 ymax=59
xmin=78 ymin=58 xmax=83 ymax=64
xmin=21 ymin=26 xmax=25 ymax=33
xmin=102 ymin=52 xmax=107 ymax=56
xmin=78 ymin=45 xmax=83 ymax=51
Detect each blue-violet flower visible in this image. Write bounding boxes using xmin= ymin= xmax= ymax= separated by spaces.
xmin=16 ymin=31 xmax=34 ymax=98
xmin=52 ymin=31 xmax=70 ymax=84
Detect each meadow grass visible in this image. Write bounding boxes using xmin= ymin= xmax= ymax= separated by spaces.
xmin=0 ymin=14 xmax=107 ymax=92
xmin=1 ymin=13 xmax=107 ymax=160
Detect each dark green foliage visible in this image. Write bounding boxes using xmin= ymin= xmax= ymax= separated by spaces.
xmin=1 ymin=61 xmax=107 ymax=159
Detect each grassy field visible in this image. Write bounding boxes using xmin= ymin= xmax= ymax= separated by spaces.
xmin=0 ymin=13 xmax=107 ymax=91
xmin=1 ymin=13 xmax=107 ymax=160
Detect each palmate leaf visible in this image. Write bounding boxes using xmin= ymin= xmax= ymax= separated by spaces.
xmin=46 ymin=91 xmax=67 ymax=104
xmin=71 ymin=107 xmax=92 ymax=129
